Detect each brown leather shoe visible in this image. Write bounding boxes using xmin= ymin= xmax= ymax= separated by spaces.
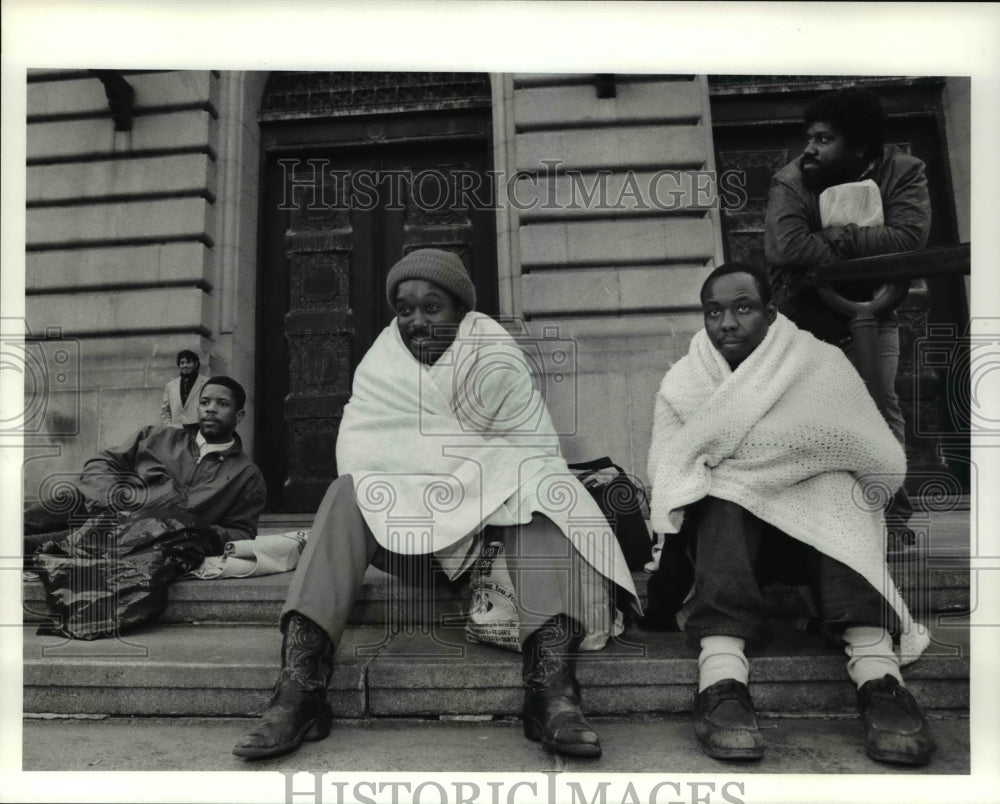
xmin=857 ymin=675 xmax=935 ymax=766
xmin=693 ymin=679 xmax=765 ymax=760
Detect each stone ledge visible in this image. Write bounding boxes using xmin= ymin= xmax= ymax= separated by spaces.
xmin=519 ymin=216 xmax=715 ymax=267
xmin=28 ymin=71 xmax=218 ymax=119
xmin=23 ymin=620 xmax=970 ymax=718
xmin=27 ymin=111 xmax=218 ymax=162
xmin=514 ymin=81 xmax=704 ymax=130
xmin=516 ymin=125 xmax=707 ymax=173
xmin=27 ymin=154 xmax=215 ymax=205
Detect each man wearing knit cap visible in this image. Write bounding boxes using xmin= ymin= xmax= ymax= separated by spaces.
xmin=236 ymin=248 xmax=638 ymax=762
xmin=384 ymin=248 xmax=477 ymax=365
xmin=386 ymin=248 xmax=478 ymax=311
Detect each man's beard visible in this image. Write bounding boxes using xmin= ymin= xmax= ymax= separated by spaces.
xmin=798 ymin=157 xmax=861 ymax=192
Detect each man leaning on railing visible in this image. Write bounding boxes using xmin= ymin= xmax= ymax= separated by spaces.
xmin=764 ymin=86 xmax=932 ymax=542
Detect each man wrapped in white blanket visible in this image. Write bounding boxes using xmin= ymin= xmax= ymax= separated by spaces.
xmin=236 ymin=249 xmax=638 ymax=763
xmin=647 ymin=261 xmax=934 ymax=766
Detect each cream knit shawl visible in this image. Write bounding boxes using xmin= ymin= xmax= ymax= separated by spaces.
xmin=648 ymin=314 xmax=928 ymax=663
xmin=336 ymin=312 xmax=639 ymax=645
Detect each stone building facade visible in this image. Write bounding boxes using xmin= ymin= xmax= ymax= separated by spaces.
xmin=22 ymin=71 xmax=971 ymax=511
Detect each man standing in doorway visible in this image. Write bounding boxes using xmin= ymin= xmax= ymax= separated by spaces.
xmin=161 ymin=349 xmax=209 ymax=427
xmin=764 ymin=86 xmax=932 ymax=539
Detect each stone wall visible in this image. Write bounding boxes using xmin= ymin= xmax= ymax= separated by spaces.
xmin=498 ymin=75 xmax=724 ymax=483
xmin=23 ymin=70 xmax=969 ymax=505
xmin=23 ymin=69 xmax=226 ymax=498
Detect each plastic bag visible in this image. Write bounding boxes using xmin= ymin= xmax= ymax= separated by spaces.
xmin=569 ymin=457 xmax=653 ymax=572
xmin=465 ymin=540 xmax=521 ymax=652
xmin=34 ymin=508 xmax=222 ymax=640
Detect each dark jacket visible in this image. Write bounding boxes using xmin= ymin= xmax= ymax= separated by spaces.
xmin=764 ymin=144 xmax=931 ymax=342
xmin=75 ymin=424 xmax=266 ymax=543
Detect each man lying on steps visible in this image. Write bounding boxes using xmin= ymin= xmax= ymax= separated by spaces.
xmin=24 ymin=376 xmax=265 ymax=556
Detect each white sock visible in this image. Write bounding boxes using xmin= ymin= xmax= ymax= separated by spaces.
xmin=843 ymin=626 xmax=903 ymax=688
xmin=698 ymin=635 xmax=749 ymax=692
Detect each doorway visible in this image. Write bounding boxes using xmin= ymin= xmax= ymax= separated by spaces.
xmin=256 ymin=73 xmax=497 ymax=511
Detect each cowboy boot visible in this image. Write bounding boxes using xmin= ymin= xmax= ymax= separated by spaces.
xmin=521 ymin=614 xmax=601 ymax=758
xmin=233 ymin=612 xmax=334 ymax=760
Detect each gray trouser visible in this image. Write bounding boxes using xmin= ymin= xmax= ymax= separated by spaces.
xmin=842 ymin=323 xmax=913 ymax=525
xmin=283 ymin=474 xmax=587 ymax=647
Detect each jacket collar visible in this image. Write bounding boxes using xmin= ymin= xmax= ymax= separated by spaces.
xmin=857 ymin=144 xmax=899 ymax=182
xmin=182 ymin=423 xmax=244 ymax=457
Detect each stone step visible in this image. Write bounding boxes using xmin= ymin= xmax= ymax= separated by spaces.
xmin=22 ymin=547 xmax=971 ymax=629
xmin=23 ymin=618 xmax=970 ymax=719
xmin=22 ymin=503 xmax=970 ymax=627
xmin=22 ymin=567 xmax=469 ymax=627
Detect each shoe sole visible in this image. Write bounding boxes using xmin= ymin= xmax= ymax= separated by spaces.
xmin=699 ymin=743 xmax=765 ymax=761
xmin=865 ymin=746 xmax=933 ymax=767
xmin=696 ymin=732 xmax=765 ymax=761
xmin=233 ymin=715 xmax=332 ymax=760
xmin=524 ymin=718 xmax=602 ymax=759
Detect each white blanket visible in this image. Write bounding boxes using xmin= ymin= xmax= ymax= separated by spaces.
xmin=648 ymin=314 xmax=928 ymax=662
xmin=337 ymin=312 xmax=639 ymax=646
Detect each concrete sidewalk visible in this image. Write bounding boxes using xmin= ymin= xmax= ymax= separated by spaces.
xmin=22 ymin=712 xmax=969 ymax=774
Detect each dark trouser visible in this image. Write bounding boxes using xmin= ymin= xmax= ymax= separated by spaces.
xmin=283 ymin=475 xmax=584 ymax=648
xmin=682 ymin=497 xmax=896 ymax=651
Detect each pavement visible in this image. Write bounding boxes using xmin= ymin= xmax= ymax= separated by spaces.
xmin=21 ymin=711 xmax=970 ymax=774
xmin=12 ymin=706 xmax=996 ymax=804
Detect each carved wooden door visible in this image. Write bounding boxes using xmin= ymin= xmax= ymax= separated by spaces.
xmin=258 ymin=121 xmax=496 ymax=511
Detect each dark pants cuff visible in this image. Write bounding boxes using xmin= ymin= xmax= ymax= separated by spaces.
xmin=681 ymin=497 xmax=891 ymax=651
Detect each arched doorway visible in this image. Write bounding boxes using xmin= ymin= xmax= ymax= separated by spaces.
xmin=256 ymin=72 xmax=498 ymax=511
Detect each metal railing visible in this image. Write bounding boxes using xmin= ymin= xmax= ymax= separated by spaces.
xmin=806 ymin=243 xmax=970 ymax=414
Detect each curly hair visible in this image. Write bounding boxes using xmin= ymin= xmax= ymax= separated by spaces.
xmin=804 ymin=87 xmax=886 ymax=161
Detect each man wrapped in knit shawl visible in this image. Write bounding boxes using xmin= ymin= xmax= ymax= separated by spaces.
xmin=647 ymin=261 xmax=934 ymax=766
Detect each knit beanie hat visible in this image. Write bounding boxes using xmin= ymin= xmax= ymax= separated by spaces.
xmin=385 ymin=249 xmax=477 ymax=312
